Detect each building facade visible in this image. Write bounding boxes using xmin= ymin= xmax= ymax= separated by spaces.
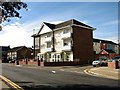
xmin=7 ymin=46 xmax=33 ymax=60
xmin=93 ymin=39 xmax=119 ymax=54
xmin=93 ymin=39 xmax=119 ymax=59
xmin=32 ymin=19 xmax=96 ymax=65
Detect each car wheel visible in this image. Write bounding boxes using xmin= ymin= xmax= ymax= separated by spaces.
xmin=93 ymin=65 xmax=96 ymax=67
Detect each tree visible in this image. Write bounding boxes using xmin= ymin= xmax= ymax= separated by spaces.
xmin=0 ymin=0 xmax=27 ymax=30
xmin=22 ymin=49 xmax=29 ymax=59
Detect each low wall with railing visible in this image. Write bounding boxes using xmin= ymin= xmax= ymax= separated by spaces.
xmin=18 ymin=59 xmax=38 ymax=66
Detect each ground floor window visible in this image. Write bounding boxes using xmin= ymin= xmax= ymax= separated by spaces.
xmin=60 ymin=51 xmax=72 ymax=62
xmin=51 ymin=54 xmax=61 ymax=62
xmin=66 ymin=54 xmax=70 ymax=61
xmin=39 ymin=51 xmax=73 ymax=62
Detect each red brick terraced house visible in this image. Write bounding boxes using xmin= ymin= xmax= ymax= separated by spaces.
xmin=93 ymin=39 xmax=119 ymax=59
xmin=7 ymin=46 xmax=33 ymax=61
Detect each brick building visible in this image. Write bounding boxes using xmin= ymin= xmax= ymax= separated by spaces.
xmin=93 ymin=39 xmax=119 ymax=59
xmin=7 ymin=46 xmax=33 ymax=61
xmin=32 ymin=19 xmax=96 ymax=65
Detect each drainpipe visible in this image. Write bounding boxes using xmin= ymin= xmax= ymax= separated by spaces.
xmin=33 ymin=36 xmax=35 ymax=60
xmin=52 ymin=30 xmax=55 ymax=52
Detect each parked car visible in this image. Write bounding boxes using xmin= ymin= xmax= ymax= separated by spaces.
xmin=92 ymin=56 xmax=109 ymax=67
xmin=92 ymin=60 xmax=101 ymax=67
xmin=111 ymin=56 xmax=120 ymax=62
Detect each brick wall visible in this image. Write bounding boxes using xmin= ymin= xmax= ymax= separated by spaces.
xmin=28 ymin=61 xmax=38 ymax=66
xmin=44 ymin=61 xmax=80 ymax=66
xmin=19 ymin=59 xmax=38 ymax=66
xmin=108 ymin=61 xmax=120 ymax=69
xmin=18 ymin=59 xmax=81 ymax=66
xmin=73 ymin=26 xmax=94 ymax=65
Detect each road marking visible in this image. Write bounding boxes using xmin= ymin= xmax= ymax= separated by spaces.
xmin=84 ymin=69 xmax=119 ymax=80
xmin=84 ymin=69 xmax=91 ymax=75
xmin=0 ymin=75 xmax=23 ymax=90
xmin=59 ymin=69 xmax=84 ymax=74
xmin=91 ymin=68 xmax=99 ymax=70
xmin=15 ymin=65 xmax=21 ymax=66
xmin=59 ymin=69 xmax=65 ymax=71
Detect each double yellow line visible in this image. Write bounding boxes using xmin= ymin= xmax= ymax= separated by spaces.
xmin=0 ymin=75 xmax=23 ymax=90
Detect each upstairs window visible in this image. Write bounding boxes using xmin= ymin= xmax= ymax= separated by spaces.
xmin=63 ymin=29 xmax=69 ymax=34
xmin=63 ymin=39 xmax=71 ymax=46
xmin=47 ymin=33 xmax=51 ymax=37
xmin=63 ymin=42 xmax=68 ymax=46
xmin=63 ymin=39 xmax=69 ymax=46
xmin=47 ymin=42 xmax=52 ymax=48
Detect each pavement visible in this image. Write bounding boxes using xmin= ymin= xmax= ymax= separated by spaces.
xmin=0 ymin=75 xmax=23 ymax=90
xmin=2 ymin=81 xmax=10 ymax=89
xmin=1 ymin=63 xmax=120 ymax=89
xmin=0 ymin=80 xmax=10 ymax=89
xmin=84 ymin=66 xmax=120 ymax=80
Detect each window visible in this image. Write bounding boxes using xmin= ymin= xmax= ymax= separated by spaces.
xmin=52 ymin=54 xmax=56 ymax=62
xmin=41 ymin=44 xmax=45 ymax=48
xmin=35 ymin=37 xmax=39 ymax=49
xmin=49 ymin=53 xmax=51 ymax=58
xmin=63 ymin=42 xmax=68 ymax=46
xmin=63 ymin=29 xmax=69 ymax=34
xmin=58 ymin=55 xmax=60 ymax=58
xmin=66 ymin=53 xmax=70 ymax=61
xmin=47 ymin=42 xmax=51 ymax=48
xmin=66 ymin=55 xmax=69 ymax=61
xmin=63 ymin=39 xmax=69 ymax=46
xmin=57 ymin=55 xmax=60 ymax=62
xmin=47 ymin=33 xmax=51 ymax=37
xmin=94 ymin=43 xmax=97 ymax=45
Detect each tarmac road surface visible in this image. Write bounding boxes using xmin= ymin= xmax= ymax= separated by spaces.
xmin=2 ymin=63 xmax=120 ymax=90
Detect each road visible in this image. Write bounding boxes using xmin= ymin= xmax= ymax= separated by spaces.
xmin=2 ymin=63 xmax=120 ymax=89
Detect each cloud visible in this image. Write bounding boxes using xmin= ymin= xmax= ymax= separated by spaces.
xmin=0 ymin=22 xmax=33 ymax=48
xmin=0 ymin=18 xmax=62 ymax=48
xmin=104 ymin=36 xmax=118 ymax=43
xmin=50 ymin=21 xmax=64 ymax=24
xmin=101 ymin=20 xmax=118 ymax=26
xmin=81 ymin=20 xmax=89 ymax=24
xmin=93 ymin=31 xmax=118 ymax=44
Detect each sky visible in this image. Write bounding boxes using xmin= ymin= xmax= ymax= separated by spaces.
xmin=0 ymin=1 xmax=119 ymax=48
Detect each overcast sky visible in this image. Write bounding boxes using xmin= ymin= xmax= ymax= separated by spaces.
xmin=0 ymin=1 xmax=119 ymax=48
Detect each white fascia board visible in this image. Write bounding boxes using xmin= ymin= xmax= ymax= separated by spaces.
xmin=39 ymin=23 xmax=53 ymax=35
xmin=71 ymin=24 xmax=96 ymax=30
xmin=53 ymin=25 xmax=71 ymax=31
